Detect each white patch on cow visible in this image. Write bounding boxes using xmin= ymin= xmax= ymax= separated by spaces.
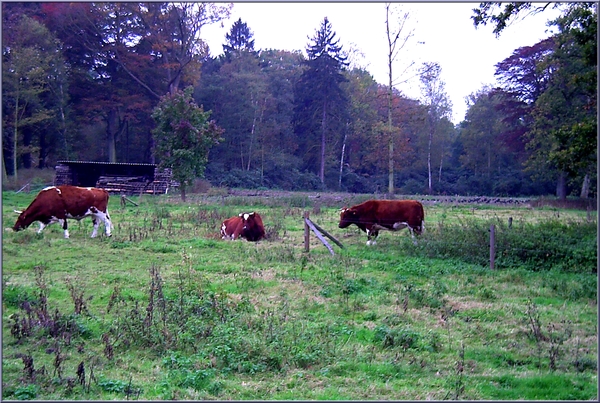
xmin=221 ymin=223 xmax=230 ymax=240
xmin=392 ymin=221 xmax=408 ymax=230
xmin=65 ymin=207 xmax=112 ymax=238
xmin=42 ymin=186 xmax=61 ymax=194
xmin=96 ymin=210 xmax=112 ymax=237
xmin=366 ymin=239 xmax=376 ymax=246
xmin=37 ymin=217 xmax=71 ymax=238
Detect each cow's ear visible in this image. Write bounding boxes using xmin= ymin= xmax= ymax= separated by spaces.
xmin=238 ymin=213 xmax=244 ymax=217
xmin=248 ymin=212 xmax=255 ymax=216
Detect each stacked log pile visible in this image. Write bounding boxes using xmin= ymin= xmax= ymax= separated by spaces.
xmin=95 ymin=168 xmax=178 ymax=194
xmin=151 ymin=168 xmax=179 ymax=194
xmin=54 ymin=165 xmax=72 ymax=186
xmin=95 ymin=175 xmax=152 ymax=194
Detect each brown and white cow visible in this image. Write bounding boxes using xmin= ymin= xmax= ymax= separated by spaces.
xmin=220 ymin=212 xmax=265 ymax=242
xmin=339 ymin=199 xmax=424 ymax=245
xmin=12 ymin=185 xmax=113 ymax=239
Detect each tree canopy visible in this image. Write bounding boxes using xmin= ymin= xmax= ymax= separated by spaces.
xmin=151 ymin=87 xmax=223 ymax=201
xmin=1 ymin=2 xmax=595 ymax=199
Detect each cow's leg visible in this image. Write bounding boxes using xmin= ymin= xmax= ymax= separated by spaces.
xmin=61 ymin=219 xmax=69 ymax=239
xmin=93 ymin=211 xmax=112 ymax=237
xmin=366 ymin=228 xmax=379 ymax=246
xmin=37 ymin=217 xmax=60 ymax=235
xmin=103 ymin=210 xmax=113 ymax=236
xmin=99 ymin=211 xmax=112 ymax=237
xmin=90 ymin=217 xmax=99 ymax=238
xmin=407 ymin=226 xmax=417 ymax=245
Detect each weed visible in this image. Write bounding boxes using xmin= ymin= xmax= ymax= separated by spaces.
xmin=13 ymin=384 xmax=39 ymax=400
xmin=65 ymin=277 xmax=90 ymax=315
xmin=444 ymin=342 xmax=466 ymax=400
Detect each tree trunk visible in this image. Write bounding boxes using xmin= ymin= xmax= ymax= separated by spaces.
xmin=438 ymin=153 xmax=444 ymax=183
xmin=580 ymin=174 xmax=590 ymax=199
xmin=180 ymin=185 xmax=187 ymax=202
xmin=58 ymin=82 xmax=69 ymax=159
xmin=388 ymin=95 xmax=394 ymax=194
xmin=2 ymin=152 xmax=8 ymax=183
xmin=22 ymin=127 xmax=32 ymax=169
xmin=38 ymin=131 xmax=47 ymax=169
xmin=339 ymin=128 xmax=347 ymax=190
xmin=13 ymin=88 xmax=19 ymax=181
xmin=556 ymin=172 xmax=567 ymax=200
xmin=427 ymin=127 xmax=433 ymax=194
xmin=107 ymin=110 xmax=118 ymax=163
xmin=320 ymin=101 xmax=327 ymax=184
xmin=247 ymin=97 xmax=266 ymax=171
xmin=386 ymin=4 xmax=394 ymax=195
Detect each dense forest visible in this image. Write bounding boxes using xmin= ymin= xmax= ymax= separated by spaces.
xmin=2 ymin=2 xmax=597 ymax=198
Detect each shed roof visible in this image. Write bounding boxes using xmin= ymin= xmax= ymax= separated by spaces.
xmin=57 ymin=161 xmax=157 ymax=167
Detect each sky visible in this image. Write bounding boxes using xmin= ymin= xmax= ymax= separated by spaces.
xmin=201 ymin=2 xmax=564 ymax=125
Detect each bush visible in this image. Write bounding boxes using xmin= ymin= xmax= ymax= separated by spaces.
xmin=340 ymin=171 xmax=378 ymax=193
xmin=403 ymin=218 xmax=597 ymax=273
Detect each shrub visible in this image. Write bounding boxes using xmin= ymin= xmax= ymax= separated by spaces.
xmin=402 ymin=218 xmax=596 ymax=273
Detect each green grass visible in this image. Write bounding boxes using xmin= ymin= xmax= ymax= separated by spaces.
xmin=2 ymin=190 xmax=597 ymax=400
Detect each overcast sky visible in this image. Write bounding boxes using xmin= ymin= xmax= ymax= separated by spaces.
xmin=201 ymin=2 xmax=563 ymax=124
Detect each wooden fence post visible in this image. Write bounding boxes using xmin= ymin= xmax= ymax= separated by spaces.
xmin=304 ymin=211 xmax=310 ymax=253
xmin=303 ymin=212 xmax=344 ymax=256
xmin=490 ymin=224 xmax=495 ymax=270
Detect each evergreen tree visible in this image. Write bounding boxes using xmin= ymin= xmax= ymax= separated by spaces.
xmin=293 ymin=17 xmax=349 ymax=185
xmin=223 ymin=18 xmax=257 ymax=60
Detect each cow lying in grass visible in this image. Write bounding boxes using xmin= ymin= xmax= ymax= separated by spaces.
xmin=221 ymin=212 xmax=265 ymax=242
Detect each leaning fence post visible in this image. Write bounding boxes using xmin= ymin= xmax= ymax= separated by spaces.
xmin=304 ymin=211 xmax=310 ymax=253
xmin=490 ymin=224 xmax=496 ymax=270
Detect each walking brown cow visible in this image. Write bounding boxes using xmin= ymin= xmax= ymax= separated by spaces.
xmin=339 ymin=199 xmax=424 ymax=245
xmin=13 ymin=185 xmax=113 ymax=239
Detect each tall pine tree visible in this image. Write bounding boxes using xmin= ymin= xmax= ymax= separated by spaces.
xmin=293 ymin=17 xmax=349 ymax=185
xmin=223 ymin=18 xmax=257 ymax=60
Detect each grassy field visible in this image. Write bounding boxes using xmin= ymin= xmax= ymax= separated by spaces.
xmin=2 ymin=190 xmax=597 ymax=400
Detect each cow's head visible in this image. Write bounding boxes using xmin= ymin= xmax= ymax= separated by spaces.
xmin=239 ymin=212 xmax=265 ymax=241
xmin=12 ymin=210 xmax=29 ymax=232
xmin=339 ymin=207 xmax=358 ymax=228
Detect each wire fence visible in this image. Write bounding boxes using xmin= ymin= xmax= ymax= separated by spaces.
xmin=310 ymin=213 xmax=597 ymax=273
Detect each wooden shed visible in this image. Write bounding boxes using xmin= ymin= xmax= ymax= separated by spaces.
xmin=54 ymin=161 xmax=178 ymax=194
